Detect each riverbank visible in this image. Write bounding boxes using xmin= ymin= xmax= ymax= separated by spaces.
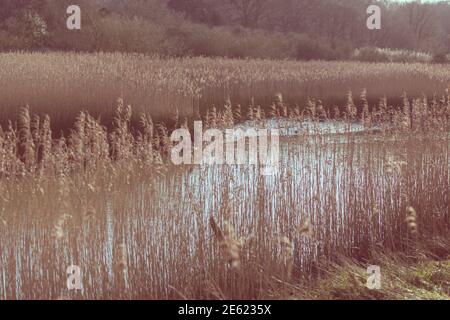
xmin=272 ymin=238 xmax=450 ymax=300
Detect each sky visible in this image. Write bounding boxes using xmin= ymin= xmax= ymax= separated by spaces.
xmin=391 ymin=0 xmax=447 ymax=2
xmin=394 ymin=0 xmax=448 ymax=2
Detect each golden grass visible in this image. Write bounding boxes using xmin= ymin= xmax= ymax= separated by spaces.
xmin=303 ymin=248 xmax=450 ymax=300
xmin=1 ymin=52 xmax=450 ymax=130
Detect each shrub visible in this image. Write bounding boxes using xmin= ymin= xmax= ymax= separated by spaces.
xmin=353 ymin=47 xmax=390 ymax=63
xmin=353 ymin=47 xmax=433 ymax=63
xmin=432 ymin=52 xmax=449 ymax=64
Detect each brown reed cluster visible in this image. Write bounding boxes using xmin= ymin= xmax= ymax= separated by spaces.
xmin=0 ymin=91 xmax=448 ymax=300
xmin=2 ymin=53 xmax=450 ymax=128
xmin=201 ymin=90 xmax=450 ymax=132
xmin=210 ymin=216 xmax=242 ymax=270
xmin=280 ymin=235 xmax=294 ymax=280
xmin=1 ymin=90 xmax=449 ymax=181
xmin=405 ymin=206 xmax=418 ymax=237
xmin=0 ymin=99 xmax=167 ymax=179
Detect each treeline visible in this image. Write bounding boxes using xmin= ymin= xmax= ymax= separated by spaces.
xmin=0 ymin=0 xmax=449 ymax=61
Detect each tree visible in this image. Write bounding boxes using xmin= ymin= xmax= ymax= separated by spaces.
xmin=222 ymin=0 xmax=270 ymax=28
xmin=167 ymin=0 xmax=222 ymax=25
xmin=401 ymin=2 xmax=437 ymax=50
xmin=261 ymin=0 xmax=317 ymax=33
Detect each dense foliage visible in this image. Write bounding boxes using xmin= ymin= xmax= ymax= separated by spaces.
xmin=0 ymin=0 xmax=449 ymax=60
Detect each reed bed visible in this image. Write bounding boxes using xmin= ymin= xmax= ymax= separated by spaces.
xmin=0 ymin=90 xmax=449 ymax=299
xmin=1 ymin=52 xmax=450 ymax=131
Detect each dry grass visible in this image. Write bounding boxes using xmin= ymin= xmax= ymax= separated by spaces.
xmin=303 ymin=246 xmax=450 ymax=300
xmin=1 ymin=52 xmax=450 ymax=131
xmin=0 ymin=88 xmax=448 ymax=299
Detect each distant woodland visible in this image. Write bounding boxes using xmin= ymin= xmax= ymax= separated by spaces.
xmin=1 ymin=0 xmax=449 ymax=61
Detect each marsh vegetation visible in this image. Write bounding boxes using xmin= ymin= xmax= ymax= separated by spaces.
xmin=0 ymin=58 xmax=448 ymax=298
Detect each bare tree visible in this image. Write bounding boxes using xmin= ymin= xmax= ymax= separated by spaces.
xmin=312 ymin=1 xmax=359 ymax=48
xmin=224 ymin=0 xmax=270 ymax=28
xmin=264 ymin=0 xmax=317 ymax=33
xmin=0 ymin=0 xmax=37 ymax=19
xmin=403 ymin=2 xmax=437 ymax=50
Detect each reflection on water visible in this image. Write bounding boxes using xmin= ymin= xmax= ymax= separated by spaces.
xmin=0 ymin=120 xmax=448 ymax=299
